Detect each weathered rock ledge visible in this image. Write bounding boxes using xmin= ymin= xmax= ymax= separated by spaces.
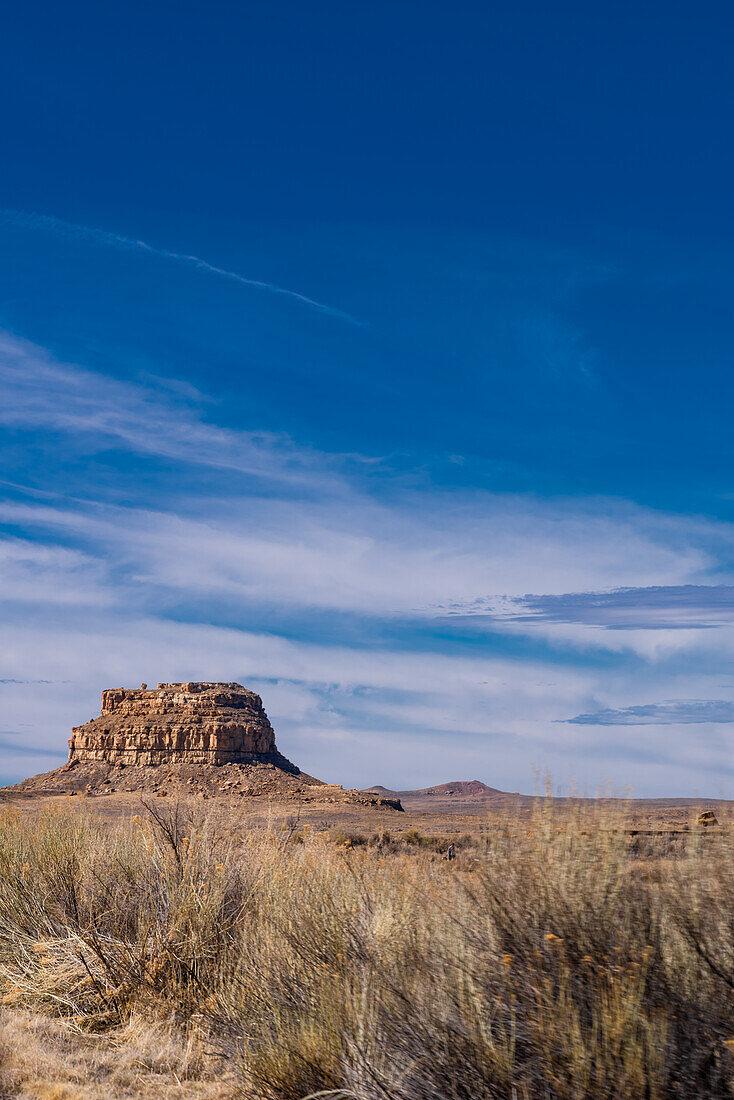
xmin=68 ymin=681 xmax=296 ymax=769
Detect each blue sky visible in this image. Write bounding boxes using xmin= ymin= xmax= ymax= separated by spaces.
xmin=1 ymin=1 xmax=734 ymax=795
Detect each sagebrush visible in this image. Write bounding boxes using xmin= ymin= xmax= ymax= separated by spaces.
xmin=0 ymin=800 xmax=731 ymax=1098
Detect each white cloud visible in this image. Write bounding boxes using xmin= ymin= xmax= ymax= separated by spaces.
xmin=1 ymin=331 xmax=733 ymax=796
xmin=0 ymin=538 xmax=112 ymax=607
xmin=0 ymin=490 xmax=715 ymax=621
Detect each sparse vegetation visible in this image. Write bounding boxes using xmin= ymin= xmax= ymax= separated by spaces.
xmin=0 ymin=799 xmax=731 ymax=1098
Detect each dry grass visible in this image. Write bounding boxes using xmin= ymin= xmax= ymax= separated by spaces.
xmin=0 ymin=799 xmax=730 ymax=1098
xmin=0 ymin=1008 xmax=233 ymax=1099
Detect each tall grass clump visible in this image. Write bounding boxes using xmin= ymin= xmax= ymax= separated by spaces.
xmin=0 ymin=799 xmax=730 ymax=1098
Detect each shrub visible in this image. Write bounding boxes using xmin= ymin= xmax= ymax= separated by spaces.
xmin=0 ymin=800 xmax=730 ymax=1097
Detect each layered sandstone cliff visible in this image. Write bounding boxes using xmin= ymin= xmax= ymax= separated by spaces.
xmin=67 ymin=681 xmax=292 ymax=768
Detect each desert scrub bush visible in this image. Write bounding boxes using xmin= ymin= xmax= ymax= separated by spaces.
xmin=401 ymin=829 xmax=475 ymax=852
xmin=0 ymin=800 xmax=730 ymax=1098
xmin=328 ymin=827 xmax=368 ymax=848
xmin=212 ymin=803 xmax=734 ymax=1099
xmin=0 ymin=800 xmax=268 ymax=1025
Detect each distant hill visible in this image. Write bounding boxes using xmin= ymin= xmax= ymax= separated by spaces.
xmin=363 ymin=782 xmax=730 ymax=823
xmin=365 ymin=779 xmax=509 ymax=799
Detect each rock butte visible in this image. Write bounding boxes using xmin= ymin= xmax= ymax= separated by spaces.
xmin=6 ymin=680 xmax=404 ymax=811
xmin=68 ymin=681 xmax=297 ymax=770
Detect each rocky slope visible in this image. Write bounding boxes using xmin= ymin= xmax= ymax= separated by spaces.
xmin=10 ymin=758 xmax=403 ymax=809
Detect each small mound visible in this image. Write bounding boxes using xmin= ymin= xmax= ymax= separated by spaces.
xmin=419 ymin=780 xmax=502 ymax=797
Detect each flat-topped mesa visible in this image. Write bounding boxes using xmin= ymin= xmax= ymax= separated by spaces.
xmin=68 ymin=682 xmax=290 ymax=768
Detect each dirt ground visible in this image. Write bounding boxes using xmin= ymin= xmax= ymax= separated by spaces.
xmin=1 ymin=783 xmax=730 ymax=837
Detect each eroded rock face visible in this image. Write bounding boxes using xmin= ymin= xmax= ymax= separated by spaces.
xmin=68 ymin=682 xmax=281 ymax=766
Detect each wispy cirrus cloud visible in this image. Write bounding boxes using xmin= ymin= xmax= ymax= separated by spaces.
xmin=0 ymin=538 xmax=112 ymax=607
xmin=565 ymin=700 xmax=734 ymax=725
xmin=440 ymin=585 xmax=734 ymax=631
xmin=0 ymin=210 xmax=358 ymax=322
xmin=0 ymin=332 xmax=348 ymax=490
xmin=0 ymin=492 xmax=712 ymax=622
xmin=509 ymin=586 xmax=734 ymax=630
xmin=0 ymin=332 xmax=715 ymax=619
